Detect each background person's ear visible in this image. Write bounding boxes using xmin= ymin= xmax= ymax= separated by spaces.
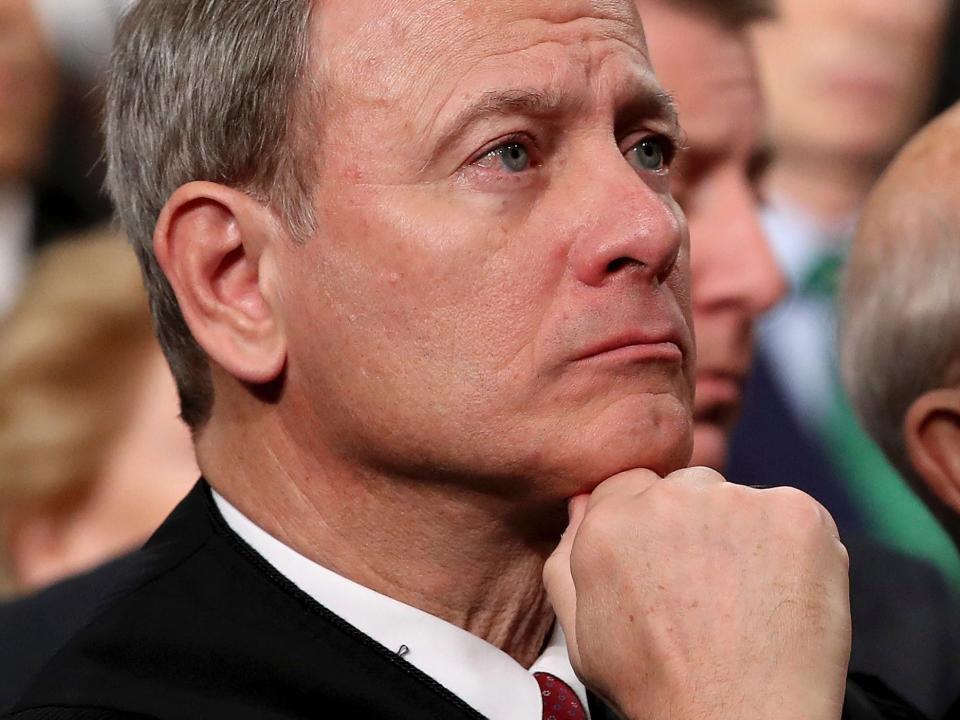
xmin=153 ymin=182 xmax=287 ymax=386
xmin=905 ymin=387 xmax=960 ymax=516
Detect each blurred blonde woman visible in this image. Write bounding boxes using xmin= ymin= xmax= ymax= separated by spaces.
xmin=0 ymin=229 xmax=197 ymax=597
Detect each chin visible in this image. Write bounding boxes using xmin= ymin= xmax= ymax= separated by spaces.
xmin=690 ymin=422 xmax=730 ymax=472
xmin=546 ymin=394 xmax=694 ymax=493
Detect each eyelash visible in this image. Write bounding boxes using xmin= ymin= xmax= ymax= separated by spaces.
xmin=470 ymin=132 xmax=540 ymax=168
xmin=624 ymin=132 xmax=679 ymax=171
xmin=649 ymin=133 xmax=679 ymax=167
xmin=467 ymin=131 xmax=679 ymax=173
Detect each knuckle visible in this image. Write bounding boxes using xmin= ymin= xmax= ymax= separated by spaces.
xmin=667 ymin=466 xmax=727 ymax=486
xmin=570 ymin=505 xmax=633 ymax=570
xmin=722 ymin=481 xmax=757 ymax=503
xmin=764 ymin=488 xmax=844 ymax=549
xmin=590 ymin=468 xmax=660 ymax=506
xmin=636 ymin=478 xmax=687 ymax=514
xmin=766 ymin=486 xmax=824 ymax=526
xmin=575 ymin=507 xmax=620 ymax=548
xmin=613 ymin=467 xmax=662 ymax=485
xmin=690 ymin=466 xmax=728 ymax=484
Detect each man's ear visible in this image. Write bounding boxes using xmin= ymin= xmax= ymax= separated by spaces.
xmin=154 ymin=182 xmax=286 ymax=385
xmin=905 ymin=387 xmax=960 ymax=516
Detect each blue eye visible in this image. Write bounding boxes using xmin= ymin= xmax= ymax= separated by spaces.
xmin=627 ymin=137 xmax=671 ymax=172
xmin=483 ymin=143 xmax=531 ymax=173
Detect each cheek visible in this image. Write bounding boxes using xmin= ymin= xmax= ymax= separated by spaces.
xmin=290 ymin=188 xmax=564 ymax=391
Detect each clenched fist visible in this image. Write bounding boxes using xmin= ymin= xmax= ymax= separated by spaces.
xmin=544 ymin=467 xmax=851 ymax=720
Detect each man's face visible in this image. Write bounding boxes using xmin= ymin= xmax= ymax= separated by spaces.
xmin=642 ymin=2 xmax=786 ymax=470
xmin=753 ymin=0 xmax=949 ymax=166
xmin=273 ymin=0 xmax=694 ymax=500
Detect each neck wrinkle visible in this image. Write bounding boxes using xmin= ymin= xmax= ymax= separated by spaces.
xmin=196 ymin=407 xmax=559 ymax=668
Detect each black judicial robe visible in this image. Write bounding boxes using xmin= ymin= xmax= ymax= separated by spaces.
xmin=0 ymin=481 xmax=926 ymax=720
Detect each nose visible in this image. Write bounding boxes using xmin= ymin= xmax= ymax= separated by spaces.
xmin=568 ymin=156 xmax=686 ymax=288
xmin=691 ymin=174 xmax=787 ymax=316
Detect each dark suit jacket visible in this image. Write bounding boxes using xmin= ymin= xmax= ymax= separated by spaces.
xmin=728 ymin=350 xmax=860 ymax=530
xmin=0 ymin=481 xmax=926 ymax=719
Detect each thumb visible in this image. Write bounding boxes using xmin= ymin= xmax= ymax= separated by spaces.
xmin=543 ymin=494 xmax=589 ymax=666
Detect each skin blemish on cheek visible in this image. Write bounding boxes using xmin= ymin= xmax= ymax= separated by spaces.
xmin=343 ymin=164 xmax=366 ymax=184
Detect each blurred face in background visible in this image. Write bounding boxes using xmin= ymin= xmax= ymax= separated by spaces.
xmin=0 ymin=235 xmax=198 ymax=595
xmin=642 ymin=1 xmax=787 ymax=470
xmin=754 ymin=0 xmax=950 ymax=167
xmin=7 ymin=350 xmax=198 ymax=592
xmin=0 ymin=0 xmax=59 ymax=180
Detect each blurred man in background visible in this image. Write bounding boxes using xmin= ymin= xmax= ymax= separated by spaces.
xmin=728 ymin=0 xmax=960 ymax=592
xmin=841 ymin=101 xmax=960 ymax=720
xmin=640 ymin=0 xmax=960 ymax=714
xmin=639 ymin=0 xmax=785 ymax=473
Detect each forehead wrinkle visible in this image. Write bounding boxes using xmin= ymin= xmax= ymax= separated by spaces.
xmin=507 ymin=10 xmax=648 ymax=60
xmin=427 ymin=49 xmax=676 ymax=162
xmin=589 ymin=49 xmax=679 ymax=145
xmin=446 ymin=87 xmax=580 ymax=129
xmin=321 ymin=0 xmax=485 ymax=105
xmin=428 ymin=86 xmax=584 ymax=162
xmin=322 ymin=0 xmax=648 ymax=102
xmin=516 ymin=0 xmax=643 ymax=36
xmin=317 ymin=0 xmax=664 ymax=171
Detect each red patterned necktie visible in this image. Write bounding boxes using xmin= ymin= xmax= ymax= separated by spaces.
xmin=534 ymin=671 xmax=587 ymax=720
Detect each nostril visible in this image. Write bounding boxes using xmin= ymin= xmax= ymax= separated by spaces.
xmin=606 ymin=257 xmax=643 ymax=274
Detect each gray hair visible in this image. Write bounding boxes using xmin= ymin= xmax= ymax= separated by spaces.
xmin=105 ymin=0 xmax=316 ymax=429
xmin=840 ymin=194 xmax=960 ymax=488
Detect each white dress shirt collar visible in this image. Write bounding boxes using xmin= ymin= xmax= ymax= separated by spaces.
xmin=212 ymin=490 xmax=591 ymax=720
xmin=762 ymin=194 xmax=857 ymax=289
xmin=758 ymin=196 xmax=857 ymax=424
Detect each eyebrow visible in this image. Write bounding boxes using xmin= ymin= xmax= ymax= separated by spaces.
xmin=674 ymin=140 xmax=776 ymax=186
xmin=430 ymin=78 xmax=681 ymax=160
xmin=431 ymin=88 xmax=570 ymax=157
xmin=615 ymin=85 xmax=681 ymax=137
